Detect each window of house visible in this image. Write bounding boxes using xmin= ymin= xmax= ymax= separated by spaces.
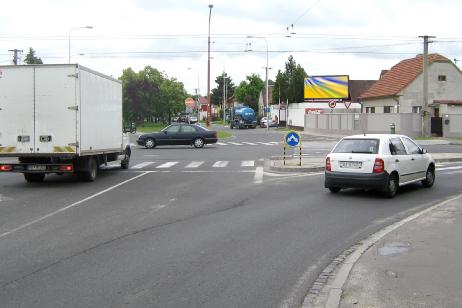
xmin=365 ymin=107 xmax=375 ymax=113
xmin=412 ymin=106 xmax=422 ymax=113
xmin=384 ymin=106 xmax=393 ymax=113
xmin=438 ymin=75 xmax=447 ymax=82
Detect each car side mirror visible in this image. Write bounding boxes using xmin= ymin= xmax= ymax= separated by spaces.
xmin=420 ymin=148 xmax=427 ymax=154
xmin=163 ymin=131 xmax=168 ymax=134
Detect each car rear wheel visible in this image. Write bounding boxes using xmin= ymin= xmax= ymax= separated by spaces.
xmin=145 ymin=138 xmax=156 ymax=149
xmin=422 ymin=165 xmax=435 ymax=188
xmin=328 ymin=187 xmax=341 ymax=193
xmin=77 ymin=157 xmax=98 ymax=182
xmin=383 ymin=173 xmax=398 ymax=198
xmin=193 ymin=138 xmax=205 ymax=148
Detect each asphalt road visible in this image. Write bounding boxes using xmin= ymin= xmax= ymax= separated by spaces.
xmin=1 ymin=127 xmax=461 ymax=308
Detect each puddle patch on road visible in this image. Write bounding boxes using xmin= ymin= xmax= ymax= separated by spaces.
xmin=378 ymin=242 xmax=411 ymax=256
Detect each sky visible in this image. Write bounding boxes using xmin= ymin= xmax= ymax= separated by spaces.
xmin=1 ymin=0 xmax=461 ymax=96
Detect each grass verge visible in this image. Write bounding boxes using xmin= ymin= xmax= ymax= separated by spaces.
xmin=136 ymin=122 xmax=166 ymax=133
xmin=217 ymin=131 xmax=232 ymax=139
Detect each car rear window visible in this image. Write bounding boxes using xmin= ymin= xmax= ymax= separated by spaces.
xmin=332 ymin=138 xmax=380 ymax=154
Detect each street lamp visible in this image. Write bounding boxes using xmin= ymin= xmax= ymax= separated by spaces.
xmin=247 ymin=35 xmax=269 ymax=131
xmin=206 ymin=4 xmax=213 ymax=128
xmin=188 ymin=67 xmax=200 ymax=120
xmin=68 ymin=26 xmax=93 ymax=64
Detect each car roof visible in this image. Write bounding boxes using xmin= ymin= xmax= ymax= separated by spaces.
xmin=342 ymin=134 xmax=409 ymax=140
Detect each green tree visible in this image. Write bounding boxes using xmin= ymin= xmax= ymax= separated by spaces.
xmin=234 ymin=74 xmax=264 ymax=111
xmin=272 ymin=55 xmax=307 ymax=105
xmin=23 ymin=47 xmax=43 ymax=64
xmin=119 ymin=66 xmax=187 ymax=124
xmin=211 ymin=73 xmax=235 ymax=106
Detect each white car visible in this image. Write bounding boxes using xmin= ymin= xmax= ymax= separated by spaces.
xmin=260 ymin=117 xmax=277 ymax=128
xmin=324 ymin=134 xmax=435 ymax=198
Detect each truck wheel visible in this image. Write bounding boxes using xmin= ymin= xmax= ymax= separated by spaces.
xmin=78 ymin=157 xmax=98 ymax=182
xmin=230 ymin=124 xmax=234 ymax=129
xmin=24 ymin=173 xmax=45 ymax=183
xmin=193 ymin=138 xmax=205 ymax=148
xmin=145 ymin=138 xmax=156 ymax=149
xmin=121 ymin=155 xmax=130 ymax=169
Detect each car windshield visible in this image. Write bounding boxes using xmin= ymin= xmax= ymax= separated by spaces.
xmin=332 ymin=138 xmax=379 ymax=154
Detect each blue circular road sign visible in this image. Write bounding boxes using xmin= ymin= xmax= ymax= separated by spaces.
xmin=285 ymin=131 xmax=301 ymax=147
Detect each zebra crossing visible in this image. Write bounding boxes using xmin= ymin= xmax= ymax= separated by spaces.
xmin=129 ymin=160 xmax=261 ymax=170
xmin=215 ymin=141 xmax=280 ymax=146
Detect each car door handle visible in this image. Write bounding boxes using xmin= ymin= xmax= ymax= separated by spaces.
xmin=395 ymin=159 xmax=400 ymax=162
xmin=411 ymin=158 xmax=415 ymax=161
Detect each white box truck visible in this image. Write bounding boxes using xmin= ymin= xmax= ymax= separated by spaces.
xmin=0 ymin=64 xmax=131 ymax=182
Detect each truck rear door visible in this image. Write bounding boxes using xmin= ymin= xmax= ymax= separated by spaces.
xmin=34 ymin=66 xmax=78 ymax=155
xmin=0 ymin=67 xmax=35 ymax=154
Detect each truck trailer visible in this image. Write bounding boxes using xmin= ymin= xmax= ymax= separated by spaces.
xmin=0 ymin=64 xmax=131 ymax=182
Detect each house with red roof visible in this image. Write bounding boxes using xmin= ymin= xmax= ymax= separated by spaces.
xmin=359 ymin=54 xmax=462 ymax=116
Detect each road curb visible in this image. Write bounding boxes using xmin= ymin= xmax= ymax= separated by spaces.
xmin=302 ymin=193 xmax=462 ymax=308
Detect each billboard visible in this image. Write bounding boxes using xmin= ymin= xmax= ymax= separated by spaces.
xmin=304 ymin=75 xmax=349 ymax=100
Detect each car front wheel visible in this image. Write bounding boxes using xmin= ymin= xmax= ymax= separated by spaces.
xmin=193 ymin=138 xmax=205 ymax=148
xmin=422 ymin=165 xmax=435 ymax=188
xmin=145 ymin=138 xmax=156 ymax=149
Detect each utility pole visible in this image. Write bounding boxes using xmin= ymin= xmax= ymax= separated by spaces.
xmin=206 ymin=4 xmax=213 ymax=128
xmin=8 ymin=49 xmax=23 ymax=65
xmin=419 ymin=35 xmax=435 ymax=137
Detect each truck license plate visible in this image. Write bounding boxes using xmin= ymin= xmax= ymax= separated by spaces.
xmin=28 ymin=165 xmax=47 ymax=171
xmin=339 ymin=161 xmax=362 ymax=169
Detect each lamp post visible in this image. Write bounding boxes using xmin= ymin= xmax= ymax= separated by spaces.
xmin=247 ymin=35 xmax=269 ymax=131
xmin=222 ymin=73 xmax=228 ymax=125
xmin=206 ymin=4 xmax=213 ymax=128
xmin=188 ymin=67 xmax=201 ymax=120
xmin=68 ymin=26 xmax=93 ymax=64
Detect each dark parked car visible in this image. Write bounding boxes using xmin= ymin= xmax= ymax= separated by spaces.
xmin=136 ymin=124 xmax=218 ymax=149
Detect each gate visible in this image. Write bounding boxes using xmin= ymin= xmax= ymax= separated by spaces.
xmin=431 ymin=117 xmax=443 ymax=137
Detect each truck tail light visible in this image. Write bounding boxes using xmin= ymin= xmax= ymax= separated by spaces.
xmin=0 ymin=164 xmax=13 ymax=171
xmin=326 ymin=157 xmax=331 ymax=171
xmin=59 ymin=165 xmax=73 ymax=172
xmin=373 ymin=158 xmax=384 ymax=173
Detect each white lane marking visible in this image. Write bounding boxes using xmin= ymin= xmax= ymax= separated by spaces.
xmin=242 ymin=142 xmax=257 ymax=146
xmin=0 ymin=194 xmax=13 ymax=202
xmin=257 ymin=142 xmax=274 ymax=146
xmin=131 ymin=162 xmax=155 ymax=169
xmin=156 ymin=161 xmax=179 ymax=168
xmin=0 ymin=172 xmax=149 ymax=240
xmin=185 ymin=161 xmax=204 ymax=168
xmin=228 ymin=142 xmax=243 ymax=146
xmin=143 ymin=154 xmax=159 ymax=157
xmin=444 ymin=171 xmax=462 ymax=175
xmin=212 ymin=161 xmax=229 ymax=168
xmin=241 ymin=160 xmax=255 ymax=167
xmin=254 ymin=166 xmax=264 ymax=184
xmin=268 ymin=141 xmax=279 ymax=144
xmin=437 ymin=166 xmax=462 ymax=171
xmin=216 ymin=142 xmax=228 ymax=146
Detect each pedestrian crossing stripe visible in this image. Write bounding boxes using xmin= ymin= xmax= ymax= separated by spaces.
xmin=130 ymin=160 xmax=257 ymax=170
xmin=227 ymin=142 xmax=243 ymax=146
xmin=131 ymin=162 xmax=155 ymax=169
xmin=212 ymin=161 xmax=229 ymax=167
xmin=157 ymin=161 xmax=179 ymax=168
xmin=185 ymin=161 xmax=204 ymax=168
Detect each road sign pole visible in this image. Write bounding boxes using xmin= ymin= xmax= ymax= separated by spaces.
xmin=299 ymin=145 xmax=302 ymax=166
xmin=283 ymin=144 xmax=286 ymax=166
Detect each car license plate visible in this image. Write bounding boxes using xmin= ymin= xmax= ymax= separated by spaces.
xmin=339 ymin=161 xmax=362 ymax=169
xmin=28 ymin=165 xmax=47 ymax=171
